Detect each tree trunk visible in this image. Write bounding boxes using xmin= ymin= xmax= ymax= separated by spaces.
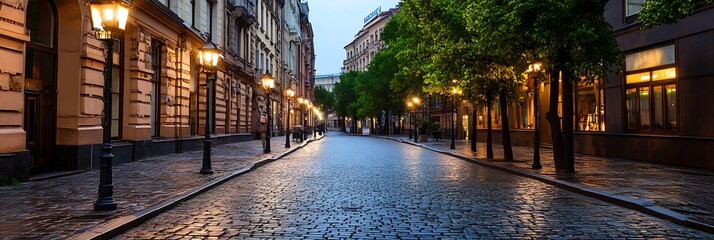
xmin=499 ymin=91 xmax=514 ymax=161
xmin=546 ymin=69 xmax=565 ymax=172
xmin=561 ymin=71 xmax=575 ymax=174
xmin=340 ymin=115 xmax=346 ymax=132
xmin=486 ymin=97 xmax=494 ymax=159
xmin=471 ymin=107 xmax=477 ymax=152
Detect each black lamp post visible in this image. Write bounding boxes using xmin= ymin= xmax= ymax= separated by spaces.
xmin=313 ymin=107 xmax=318 ymax=138
xmin=307 ymin=102 xmax=313 ymax=139
xmin=297 ymin=97 xmax=305 ymax=142
xmin=198 ymin=36 xmax=221 ymax=174
xmin=411 ymin=97 xmax=421 ymax=143
xmin=529 ymin=62 xmax=543 ymax=169
xmin=261 ymin=72 xmax=276 ymax=153
xmin=285 ymin=88 xmax=295 ymax=148
xmin=450 ymin=85 xmax=462 ymax=150
xmin=90 ymin=0 xmax=131 ymax=211
xmin=407 ymin=101 xmax=414 ymax=140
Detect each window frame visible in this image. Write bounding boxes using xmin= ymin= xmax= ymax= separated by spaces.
xmin=624 ymin=0 xmax=645 ymax=23
xmin=575 ymin=80 xmax=606 ymax=132
xmin=624 ymin=64 xmax=679 ymax=135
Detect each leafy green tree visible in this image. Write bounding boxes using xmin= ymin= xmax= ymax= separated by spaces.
xmin=314 ymin=86 xmax=335 ymax=113
xmin=333 ymin=71 xmax=360 ymax=132
xmin=356 ymin=44 xmax=406 ymax=134
xmin=467 ymin=0 xmax=622 ymax=173
xmin=638 ymin=0 xmax=714 ymax=29
xmin=397 ymin=0 xmax=523 ymax=160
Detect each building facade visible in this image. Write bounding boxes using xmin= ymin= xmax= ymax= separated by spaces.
xmin=458 ymin=1 xmax=714 ymax=170
xmin=315 ymin=73 xmax=340 ymax=128
xmin=341 ymin=7 xmax=397 ymax=133
xmin=314 ymin=73 xmax=340 ymax=92
xmin=343 ymin=7 xmax=396 ymax=72
xmin=0 ymin=0 xmax=314 ymax=184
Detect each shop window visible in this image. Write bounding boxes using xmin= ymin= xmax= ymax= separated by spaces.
xmin=477 ymin=104 xmax=502 ymax=129
xmin=625 ymin=67 xmax=677 ymax=133
xmin=576 ymin=81 xmax=605 ymax=132
xmin=625 ymin=45 xmax=678 ymax=134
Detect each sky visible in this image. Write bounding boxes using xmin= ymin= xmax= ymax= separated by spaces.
xmin=307 ymin=0 xmax=401 ymax=75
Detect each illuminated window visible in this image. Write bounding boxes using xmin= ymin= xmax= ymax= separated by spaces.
xmin=576 ymin=81 xmax=605 ymax=132
xmin=624 ymin=45 xmax=678 ymax=133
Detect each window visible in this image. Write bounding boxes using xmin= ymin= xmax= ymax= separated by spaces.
xmin=625 ymin=45 xmax=678 ymax=133
xmin=626 ymin=0 xmax=645 ymax=17
xmin=151 ymin=41 xmax=163 ymax=137
xmin=576 ymin=81 xmax=605 ymax=132
xmin=225 ymin=10 xmax=230 ymax=49
xmin=207 ymin=0 xmax=214 ymax=36
xmin=191 ymin=0 xmax=196 ymax=28
xmin=235 ymin=23 xmax=242 ymax=55
xmin=26 ymin=0 xmax=55 ymax=47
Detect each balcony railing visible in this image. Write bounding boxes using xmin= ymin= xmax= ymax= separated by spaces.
xmin=228 ymin=0 xmax=256 ymax=24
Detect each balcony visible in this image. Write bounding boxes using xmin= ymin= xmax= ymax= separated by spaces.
xmin=228 ymin=0 xmax=256 ymax=25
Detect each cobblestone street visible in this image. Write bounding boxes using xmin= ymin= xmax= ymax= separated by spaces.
xmin=0 ymin=136 xmax=305 ymax=239
xmin=118 ymin=132 xmax=713 ymax=239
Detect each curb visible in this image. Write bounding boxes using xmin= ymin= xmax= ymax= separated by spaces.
xmin=72 ymin=135 xmax=325 ymax=240
xmin=377 ymin=136 xmax=714 ymax=234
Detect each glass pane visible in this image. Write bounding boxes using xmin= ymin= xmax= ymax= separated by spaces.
xmin=666 ymin=84 xmax=677 ymax=131
xmin=26 ymin=0 xmax=55 ymax=47
xmin=651 ymin=67 xmax=677 ymax=81
xmin=639 ymin=87 xmax=650 ymax=130
xmin=625 ymin=44 xmax=675 ymax=71
xmin=626 ymin=72 xmax=650 ymax=84
xmin=576 ymin=85 xmax=598 ymax=131
xmin=653 ymin=86 xmax=663 ymax=130
xmin=598 ymin=90 xmax=605 ymax=132
xmin=626 ymin=88 xmax=636 ymax=130
xmin=626 ymin=0 xmax=645 ymax=16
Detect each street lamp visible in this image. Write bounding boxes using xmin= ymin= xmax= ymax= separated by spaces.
xmin=285 ymin=88 xmax=295 ymax=148
xmin=198 ymin=36 xmax=221 ymax=174
xmin=261 ymin=72 xmax=276 ymax=153
xmin=450 ymin=85 xmax=462 ymax=149
xmin=307 ymin=102 xmax=313 ymax=138
xmin=313 ymin=107 xmax=319 ymax=138
xmin=297 ymin=97 xmax=305 ymax=142
xmin=411 ymin=97 xmax=422 ymax=142
xmin=406 ymin=101 xmax=414 ymax=140
xmin=528 ymin=62 xmax=543 ymax=169
xmin=90 ymin=0 xmax=131 ymax=211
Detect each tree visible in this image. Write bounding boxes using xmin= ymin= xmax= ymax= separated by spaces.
xmin=333 ymin=71 xmax=360 ymax=132
xmin=355 ymin=47 xmax=403 ymax=135
xmin=314 ymin=86 xmax=335 ymax=113
xmin=467 ymin=0 xmax=622 ymax=173
xmin=638 ymin=0 xmax=714 ymax=29
xmin=397 ymin=0 xmax=523 ymax=161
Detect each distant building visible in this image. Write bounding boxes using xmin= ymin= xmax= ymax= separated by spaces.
xmin=343 ymin=7 xmax=398 ymax=72
xmin=315 ymin=74 xmax=341 ymax=92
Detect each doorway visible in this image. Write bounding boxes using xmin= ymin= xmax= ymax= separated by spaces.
xmin=24 ymin=0 xmax=58 ymax=173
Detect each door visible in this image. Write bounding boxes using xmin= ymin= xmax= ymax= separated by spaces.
xmin=24 ymin=0 xmax=58 ymax=172
xmin=24 ymin=48 xmax=57 ymax=172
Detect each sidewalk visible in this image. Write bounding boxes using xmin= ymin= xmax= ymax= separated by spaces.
xmin=0 ymin=134 xmax=322 ymax=240
xmin=381 ymin=134 xmax=714 ymax=233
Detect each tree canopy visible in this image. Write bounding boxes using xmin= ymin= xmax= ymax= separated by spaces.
xmin=638 ymin=0 xmax=714 ymax=29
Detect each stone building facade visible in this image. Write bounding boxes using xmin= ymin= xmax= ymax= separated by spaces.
xmin=0 ymin=0 xmax=314 ymax=184
xmin=342 ymin=7 xmax=396 ymax=72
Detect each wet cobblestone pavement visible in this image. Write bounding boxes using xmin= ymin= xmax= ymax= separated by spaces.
xmin=118 ymin=132 xmax=713 ymax=239
xmin=0 ymin=136 xmax=305 ymax=240
xmin=393 ymin=135 xmax=714 ymax=228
